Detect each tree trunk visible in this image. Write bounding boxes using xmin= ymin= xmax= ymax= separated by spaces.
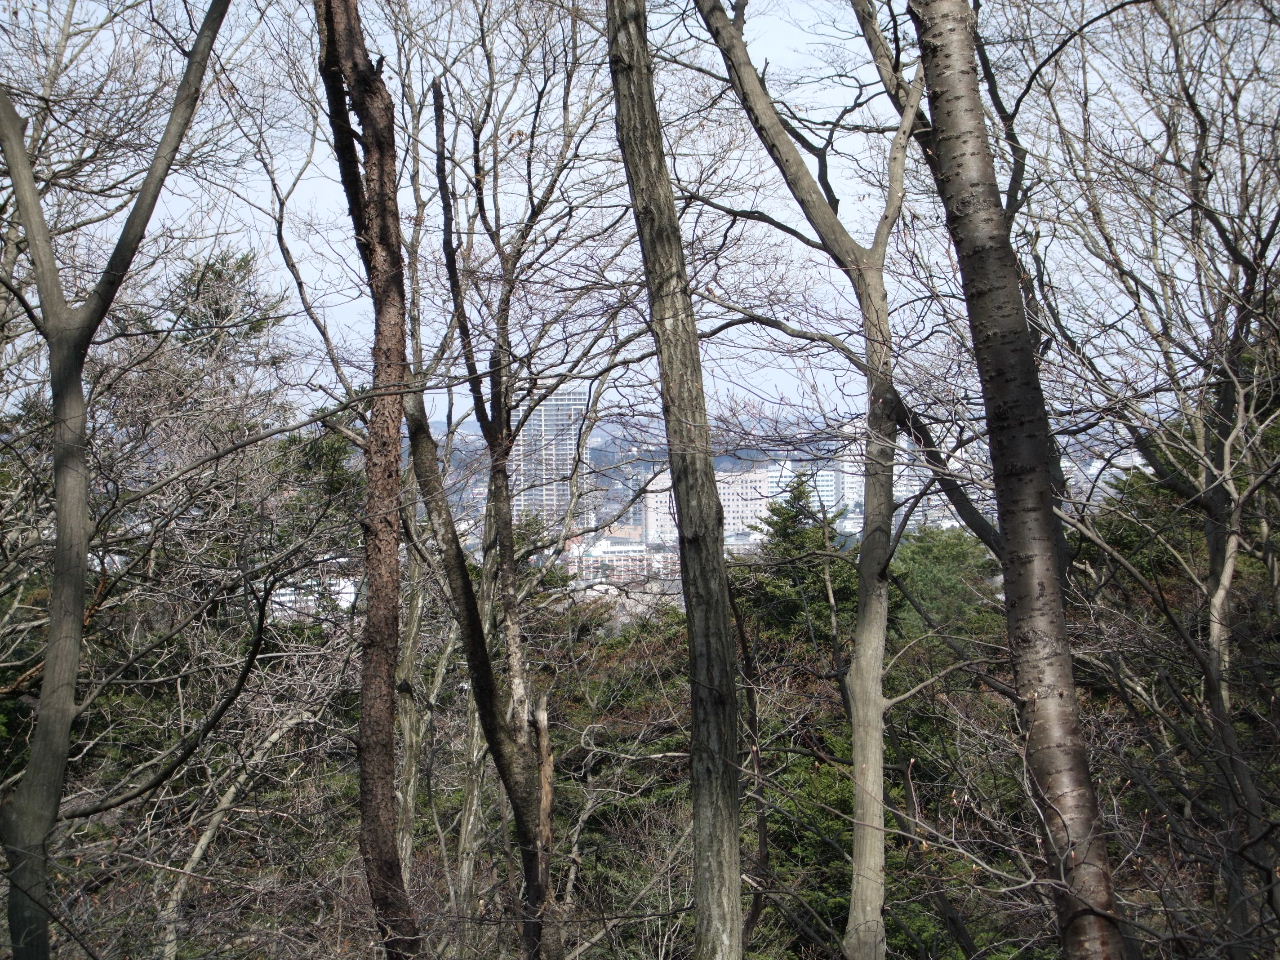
xmin=453 ymin=703 xmax=487 ymax=957
xmin=1204 ymin=493 xmax=1276 ymax=952
xmin=396 ymin=569 xmax=426 ymax=888
xmin=842 ymin=271 xmax=894 ymax=960
xmin=396 ymin=76 xmax=564 ymax=955
xmin=689 ymin=9 xmax=921 ymax=955
xmin=314 ymin=0 xmax=421 ymax=952
xmin=909 ymin=2 xmax=1124 ymax=957
xmin=1 ymin=340 xmax=87 ymax=960
xmin=404 ymin=400 xmax=561 ymax=960
xmin=607 ymin=3 xmax=742 ymax=958
xmin=488 ymin=456 xmax=563 ymax=960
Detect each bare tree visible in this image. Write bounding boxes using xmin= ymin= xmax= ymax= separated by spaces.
xmin=0 ymin=2 xmax=231 ymax=954
xmin=378 ymin=3 xmax=645 ymax=956
xmin=255 ymin=2 xmax=649 ymax=954
xmin=1019 ymin=0 xmax=1280 ymax=950
xmin=686 ymin=4 xmax=929 ymax=954
xmin=312 ymin=0 xmax=422 ymax=952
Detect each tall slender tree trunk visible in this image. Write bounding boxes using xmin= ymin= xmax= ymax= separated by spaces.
xmin=909 ymin=2 xmax=1124 ymax=957
xmin=453 ymin=704 xmax=487 ymax=957
xmin=1204 ymin=427 xmax=1237 ymax=716
xmin=488 ymin=453 xmax=563 ymax=960
xmin=607 ymin=3 xmax=742 ymax=957
xmin=1 ymin=341 xmax=87 ymax=960
xmin=314 ymin=0 xmax=421 ymax=952
xmin=394 ymin=77 xmax=564 ymax=958
xmin=842 ymin=272 xmax=894 ymax=960
xmin=689 ymin=9 xmax=922 ymax=955
xmin=404 ymin=400 xmax=561 ymax=960
xmin=1204 ymin=488 xmax=1277 ymax=951
xmin=396 ymin=569 xmax=427 ymax=888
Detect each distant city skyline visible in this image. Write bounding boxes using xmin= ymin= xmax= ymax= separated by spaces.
xmin=498 ymin=388 xmax=1152 ymax=586
xmin=643 ymin=458 xmax=864 ymax=549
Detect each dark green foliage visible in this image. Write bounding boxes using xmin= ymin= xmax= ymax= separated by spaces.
xmin=890 ymin=527 xmax=1001 ymax=640
xmin=165 ymin=250 xmax=288 ymax=351
xmin=1072 ymin=469 xmax=1207 ymax=585
xmin=733 ymin=480 xmax=857 ymax=661
xmin=727 ymin=501 xmax=1048 ymax=958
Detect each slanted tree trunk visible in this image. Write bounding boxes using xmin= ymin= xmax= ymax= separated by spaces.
xmin=606 ymin=3 xmax=742 ymax=957
xmin=395 ymin=75 xmax=564 ymax=960
xmin=404 ymin=399 xmax=562 ymax=960
xmin=909 ymin=1 xmax=1124 ymax=957
xmin=313 ymin=0 xmax=421 ymax=953
xmin=0 ymin=4 xmax=230 ymax=954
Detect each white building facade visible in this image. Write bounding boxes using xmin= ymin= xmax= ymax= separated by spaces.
xmin=511 ymin=390 xmax=589 ymax=520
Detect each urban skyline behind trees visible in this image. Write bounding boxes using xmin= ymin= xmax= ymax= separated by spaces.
xmin=1 ymin=0 xmax=1277 ymax=958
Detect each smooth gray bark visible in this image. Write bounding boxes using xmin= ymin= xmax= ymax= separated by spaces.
xmin=0 ymin=4 xmax=230 ymax=954
xmin=690 ymin=6 xmax=922 ymax=955
xmin=607 ymin=2 xmax=742 ymax=957
xmin=909 ymin=1 xmax=1124 ymax=957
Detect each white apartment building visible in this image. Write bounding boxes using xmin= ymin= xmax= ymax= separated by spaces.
xmin=770 ymin=459 xmax=861 ymax=532
xmin=1066 ymin=448 xmax=1148 ymax=501
xmin=511 ymin=389 xmax=589 ymax=520
xmin=720 ymin=465 xmax=779 ymax=545
xmin=892 ymin=459 xmax=960 ymax=528
xmin=644 ymin=462 xmax=821 ymax=547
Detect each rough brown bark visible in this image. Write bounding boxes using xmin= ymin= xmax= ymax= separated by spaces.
xmin=314 ymin=0 xmax=421 ymax=953
xmin=606 ymin=3 xmax=743 ymax=958
xmin=0 ymin=4 xmax=230 ymax=954
xmin=909 ymin=1 xmax=1124 ymax=957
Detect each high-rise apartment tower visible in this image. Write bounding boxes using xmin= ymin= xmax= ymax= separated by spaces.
xmin=511 ymin=389 xmax=589 ymax=520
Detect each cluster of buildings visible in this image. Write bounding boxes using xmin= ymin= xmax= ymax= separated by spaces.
xmin=498 ymin=389 xmax=974 ymax=585
xmin=640 ymin=459 xmax=860 ymax=548
xmin=270 ymin=392 xmax=1150 ymax=613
